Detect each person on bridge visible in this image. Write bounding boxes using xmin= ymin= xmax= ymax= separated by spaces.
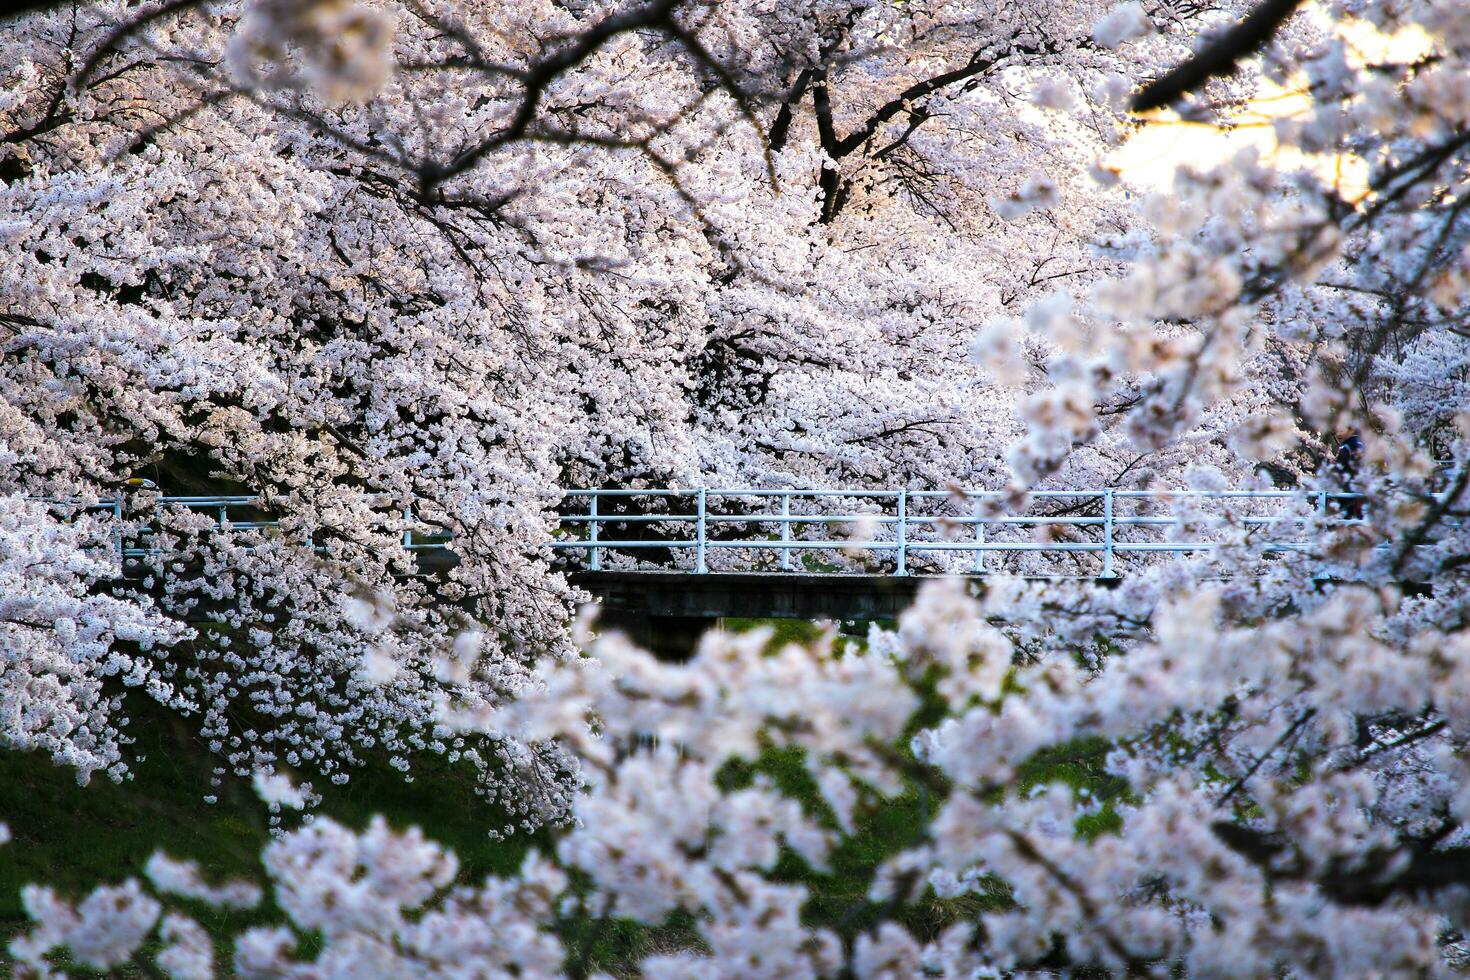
xmin=1332 ymin=430 xmax=1364 ymax=520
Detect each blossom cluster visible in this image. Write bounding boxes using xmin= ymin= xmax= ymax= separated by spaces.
xmin=15 ymin=521 xmax=1470 ymax=976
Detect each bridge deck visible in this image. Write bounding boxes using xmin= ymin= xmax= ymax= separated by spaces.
xmin=569 ymin=570 xmax=943 ymax=621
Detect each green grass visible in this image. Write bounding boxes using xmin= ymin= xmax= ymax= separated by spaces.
xmin=720 ymin=616 xmax=833 ymax=650
xmin=0 ymin=710 xmax=267 ymax=921
xmin=0 ymin=694 xmax=537 ymax=974
xmin=719 ymin=616 xmax=895 ymax=652
xmin=1017 ymin=736 xmax=1131 ymax=840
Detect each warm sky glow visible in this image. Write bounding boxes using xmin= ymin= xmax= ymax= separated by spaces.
xmin=1111 ymin=82 xmax=1370 ymax=199
xmin=1111 ymin=15 xmax=1432 ymax=198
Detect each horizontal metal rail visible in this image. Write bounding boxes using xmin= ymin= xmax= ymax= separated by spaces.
xmin=57 ymin=487 xmax=1377 ymax=577
xmin=63 ymin=495 xmax=449 ymax=560
xmin=555 ymin=487 xmax=1368 ymax=577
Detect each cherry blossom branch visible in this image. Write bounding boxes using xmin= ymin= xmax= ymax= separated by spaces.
xmin=1131 ymin=0 xmax=1305 ymax=111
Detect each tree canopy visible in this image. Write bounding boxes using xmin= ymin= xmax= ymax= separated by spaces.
xmin=4 ymin=0 xmax=1470 ymax=975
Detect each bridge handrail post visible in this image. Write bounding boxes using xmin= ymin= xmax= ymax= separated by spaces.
xmin=780 ymin=492 xmax=792 ymax=571
xmin=973 ymin=496 xmax=985 ymax=574
xmin=696 ymin=488 xmax=708 ymax=574
xmin=589 ymin=492 xmax=601 ymax=571
xmin=1102 ymin=489 xmax=1115 ymax=578
xmin=896 ymin=489 xmax=908 ymax=576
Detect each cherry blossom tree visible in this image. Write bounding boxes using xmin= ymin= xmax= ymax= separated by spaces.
xmin=0 ymin=495 xmax=185 ymax=783
xmin=0 ymin=0 xmax=1230 ymax=804
xmin=8 ymin=0 xmax=1470 ymax=974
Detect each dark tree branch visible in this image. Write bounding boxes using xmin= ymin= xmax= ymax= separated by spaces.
xmin=1390 ymin=463 xmax=1470 ymax=577
xmin=767 ymin=68 xmax=813 ymax=152
xmin=662 ymin=18 xmax=775 ymax=182
xmin=1132 ymin=0 xmax=1305 ymax=112
xmin=810 ymin=65 xmax=842 ymax=159
xmin=1214 ymin=820 xmax=1470 ymax=906
xmin=422 ymin=0 xmax=687 ymax=193
xmin=829 ymin=46 xmax=1015 ymax=160
xmin=1215 ymin=706 xmax=1316 ymax=806
xmin=72 ymin=0 xmax=205 ymax=93
xmin=802 ymin=31 xmax=1056 ymax=222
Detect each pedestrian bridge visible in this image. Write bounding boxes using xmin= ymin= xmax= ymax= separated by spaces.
xmin=549 ymin=487 xmax=1357 ymax=576
xmin=81 ymin=486 xmax=1364 ymax=652
xmin=552 ymin=487 xmax=1366 ymax=650
xmin=90 ymin=486 xmax=1360 ymax=573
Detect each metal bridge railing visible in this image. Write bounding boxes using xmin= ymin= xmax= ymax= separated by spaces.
xmin=69 ymin=494 xmax=451 ymax=562
xmin=61 ymin=487 xmax=1372 ymax=578
xmin=549 ymin=488 xmax=1368 ymax=577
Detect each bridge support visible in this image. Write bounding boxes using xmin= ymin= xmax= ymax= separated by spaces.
xmin=595 ymin=610 xmax=716 ymax=660
xmin=571 ymin=571 xmax=929 ymax=659
xmin=572 ymin=571 xmax=925 ymax=620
